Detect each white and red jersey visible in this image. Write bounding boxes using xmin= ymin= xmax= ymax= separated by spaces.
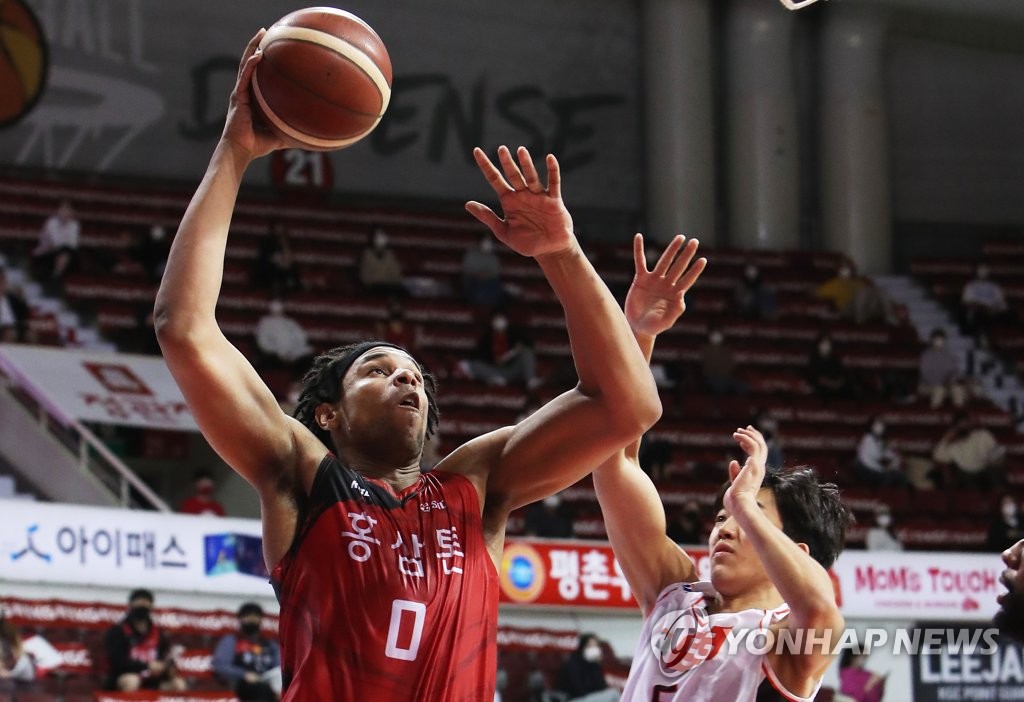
xmin=622 ymin=582 xmax=820 ymax=702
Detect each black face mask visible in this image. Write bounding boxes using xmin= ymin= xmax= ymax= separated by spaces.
xmin=240 ymin=622 xmax=261 ymax=637
xmin=129 ymin=606 xmax=151 ymax=623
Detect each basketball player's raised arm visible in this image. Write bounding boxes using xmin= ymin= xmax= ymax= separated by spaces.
xmin=154 ymin=31 xmax=319 ymax=492
xmin=725 ymin=428 xmax=844 ymax=688
xmin=459 ymin=147 xmax=663 ymax=512
xmin=592 ymin=236 xmax=706 ymax=614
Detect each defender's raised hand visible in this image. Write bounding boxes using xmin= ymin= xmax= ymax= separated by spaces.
xmin=625 ymin=234 xmax=706 ymax=338
xmin=724 ymin=426 xmax=769 ymax=513
xmin=466 ymin=146 xmax=575 ymax=259
xmin=222 ymin=29 xmax=288 ymax=160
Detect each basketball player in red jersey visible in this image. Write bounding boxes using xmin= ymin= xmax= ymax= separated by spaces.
xmin=593 ymin=241 xmax=849 ymax=701
xmin=154 ymin=31 xmax=679 ymax=701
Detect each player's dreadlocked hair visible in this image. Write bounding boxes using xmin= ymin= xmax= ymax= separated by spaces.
xmin=292 ymin=341 xmax=439 ymax=454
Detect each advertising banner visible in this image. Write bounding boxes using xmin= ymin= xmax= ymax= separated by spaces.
xmin=0 ymin=344 xmax=197 ymax=430
xmin=0 ymin=500 xmax=270 ymax=597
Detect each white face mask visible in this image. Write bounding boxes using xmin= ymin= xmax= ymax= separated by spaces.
xmin=872 ymin=422 xmax=885 ymax=436
xmin=583 ymin=646 xmax=602 ymax=663
xmin=544 ymin=495 xmax=561 ymax=509
xmin=819 ymin=342 xmax=832 ymax=355
xmin=709 ymin=332 xmax=723 ymax=345
xmin=1003 ymin=503 xmax=1017 ymax=520
xmin=480 ymin=239 xmax=494 ymax=254
xmin=373 ymin=233 xmax=388 ymax=249
xmin=877 ymin=514 xmax=891 ymax=528
xmin=932 ymin=337 xmax=946 ymax=349
xmin=492 ymin=316 xmax=508 ymax=332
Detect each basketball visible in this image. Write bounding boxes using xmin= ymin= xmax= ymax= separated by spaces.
xmin=0 ymin=0 xmax=48 ymax=127
xmin=252 ymin=7 xmax=392 ymax=151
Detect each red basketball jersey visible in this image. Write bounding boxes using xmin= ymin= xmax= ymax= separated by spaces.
xmin=271 ymin=454 xmax=498 ymax=701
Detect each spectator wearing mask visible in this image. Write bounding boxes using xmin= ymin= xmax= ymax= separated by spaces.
xmin=458 ymin=313 xmax=537 ymax=388
xmin=255 ymin=299 xmax=313 ymax=370
xmin=461 ymin=235 xmax=503 ymax=307
xmin=932 ymin=412 xmax=1005 ymax=490
xmin=815 ymin=260 xmax=893 ymax=325
xmin=961 ymin=264 xmax=1008 ymax=340
xmin=103 ymin=589 xmax=186 ymax=692
xmin=213 ymin=603 xmax=281 ymax=702
xmin=807 ymin=333 xmax=852 ymax=400
xmin=919 ymin=328 xmax=967 ymax=409
xmin=32 ymin=200 xmax=80 ymax=282
xmin=987 ymin=496 xmax=1024 ymax=553
xmin=838 ymin=649 xmax=887 ymax=702
xmin=375 ymin=301 xmax=418 ymax=354
xmin=0 ymin=270 xmax=30 ymax=343
xmin=135 ymin=224 xmax=171 ymax=283
xmin=555 ymin=634 xmax=618 ymax=702
xmin=252 ymin=222 xmax=303 ymax=297
xmin=855 ymin=417 xmax=906 ymax=488
xmin=358 ymin=227 xmax=405 ymax=297
xmin=178 ymin=469 xmax=227 ymax=517
xmin=865 ymin=506 xmax=903 ymax=551
xmin=524 ymin=494 xmax=574 ymax=539
xmin=699 ymin=327 xmax=748 ymax=395
xmin=733 ymin=262 xmax=777 ymax=320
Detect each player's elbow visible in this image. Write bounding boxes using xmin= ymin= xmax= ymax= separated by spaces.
xmin=608 ymin=383 xmax=662 ymax=440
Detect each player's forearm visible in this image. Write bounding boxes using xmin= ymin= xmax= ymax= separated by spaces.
xmin=730 ymin=497 xmax=840 ymax=631
xmin=154 ymin=140 xmax=251 ymax=338
xmin=536 ymin=243 xmax=661 ymax=429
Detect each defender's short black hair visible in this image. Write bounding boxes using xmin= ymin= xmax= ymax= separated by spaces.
xmin=293 ymin=341 xmax=439 ymax=454
xmin=715 ymin=467 xmax=850 ymax=569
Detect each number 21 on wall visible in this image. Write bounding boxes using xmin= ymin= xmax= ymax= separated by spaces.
xmin=385 ymin=599 xmax=426 ymax=661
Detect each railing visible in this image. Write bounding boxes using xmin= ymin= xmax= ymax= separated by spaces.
xmin=0 ymin=355 xmax=170 ymax=512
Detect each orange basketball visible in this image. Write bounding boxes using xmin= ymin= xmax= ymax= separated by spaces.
xmin=252 ymin=7 xmax=392 ymax=151
xmin=0 ymin=0 xmax=48 ymax=127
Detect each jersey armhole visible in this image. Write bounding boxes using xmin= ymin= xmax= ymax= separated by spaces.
xmin=760 ymin=658 xmax=822 ymax=702
xmin=270 ymin=452 xmax=335 ymax=581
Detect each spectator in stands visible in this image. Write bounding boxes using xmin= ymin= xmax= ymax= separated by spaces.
xmin=733 ymin=262 xmax=777 ymax=320
xmin=919 ymin=328 xmax=967 ymax=409
xmin=996 ymin=538 xmax=1024 ymax=643
xmin=855 ymin=417 xmax=906 ymax=488
xmin=554 ymin=634 xmax=617 ymax=702
xmin=0 ymin=613 xmax=36 ymax=683
xmin=699 ymin=326 xmax=748 ymax=395
xmin=807 ymin=333 xmax=853 ymax=400
xmin=838 ymin=648 xmax=887 ymax=702
xmin=103 ymin=589 xmax=186 ymax=692
xmin=135 ymin=224 xmax=171 ymax=283
xmin=32 ymin=200 xmax=80 ymax=283
xmin=961 ymin=263 xmax=1009 ymax=341
xmin=375 ymin=300 xmax=418 ymax=354
xmin=666 ymin=500 xmax=703 ymax=545
xmin=865 ymin=506 xmax=903 ymax=551
xmin=213 ymin=602 xmax=281 ymax=702
xmin=815 ymin=260 xmax=892 ymax=325
xmin=253 ymin=222 xmax=303 ymax=297
xmin=358 ymin=226 xmax=406 ymax=297
xmin=0 ymin=270 xmax=30 ymax=343
xmin=178 ymin=468 xmax=227 ymax=516
xmin=932 ymin=412 xmax=1005 ymax=490
xmin=987 ymin=495 xmax=1024 ymax=553
xmin=524 ymin=494 xmax=574 ymax=539
xmin=457 ymin=312 xmax=537 ymax=388
xmin=461 ymin=234 xmax=504 ymax=307
xmin=256 ymin=299 xmax=313 ymax=371
xmin=752 ymin=410 xmax=785 ymax=469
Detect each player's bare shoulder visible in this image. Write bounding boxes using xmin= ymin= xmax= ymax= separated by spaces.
xmin=432 ymin=427 xmax=515 ymax=507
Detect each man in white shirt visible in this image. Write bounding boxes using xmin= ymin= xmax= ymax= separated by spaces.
xmin=32 ymin=200 xmax=80 ymax=281
xmin=255 ymin=299 xmax=312 ymax=369
xmin=961 ymin=264 xmax=1007 ymax=339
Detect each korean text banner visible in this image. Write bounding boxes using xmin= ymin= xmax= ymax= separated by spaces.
xmin=0 ymin=344 xmax=198 ymax=430
xmin=0 ymin=499 xmax=270 ymax=597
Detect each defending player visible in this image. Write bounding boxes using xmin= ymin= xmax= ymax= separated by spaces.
xmin=154 ymin=32 xmax=671 ymax=701
xmin=592 ymin=240 xmax=849 ymax=701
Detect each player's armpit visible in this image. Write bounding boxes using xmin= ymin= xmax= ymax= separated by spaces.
xmin=593 ymin=453 xmax=697 ymax=614
xmin=764 ymin=615 xmax=844 ymax=699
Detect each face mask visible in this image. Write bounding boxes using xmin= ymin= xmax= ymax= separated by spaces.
xmin=838 ymin=267 xmax=851 ymax=279
xmin=240 ymin=621 xmax=261 ymax=636
xmin=872 ymin=422 xmax=885 ymax=436
xmin=373 ymin=233 xmax=388 ymax=249
xmin=130 ymin=606 xmax=151 ymax=622
xmin=745 ymin=266 xmax=758 ymax=280
xmin=150 ymin=226 xmax=166 ymax=242
xmin=932 ymin=337 xmax=946 ymax=349
xmin=819 ymin=342 xmax=832 ymax=355
xmin=876 ymin=514 xmax=891 ymax=528
xmin=544 ymin=496 xmax=561 ymax=509
xmin=1003 ymin=504 xmax=1017 ymax=520
xmin=709 ymin=332 xmax=723 ymax=345
xmin=492 ymin=316 xmax=508 ymax=332
xmin=583 ymin=646 xmax=602 ymax=663
xmin=480 ymin=239 xmax=494 ymax=254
